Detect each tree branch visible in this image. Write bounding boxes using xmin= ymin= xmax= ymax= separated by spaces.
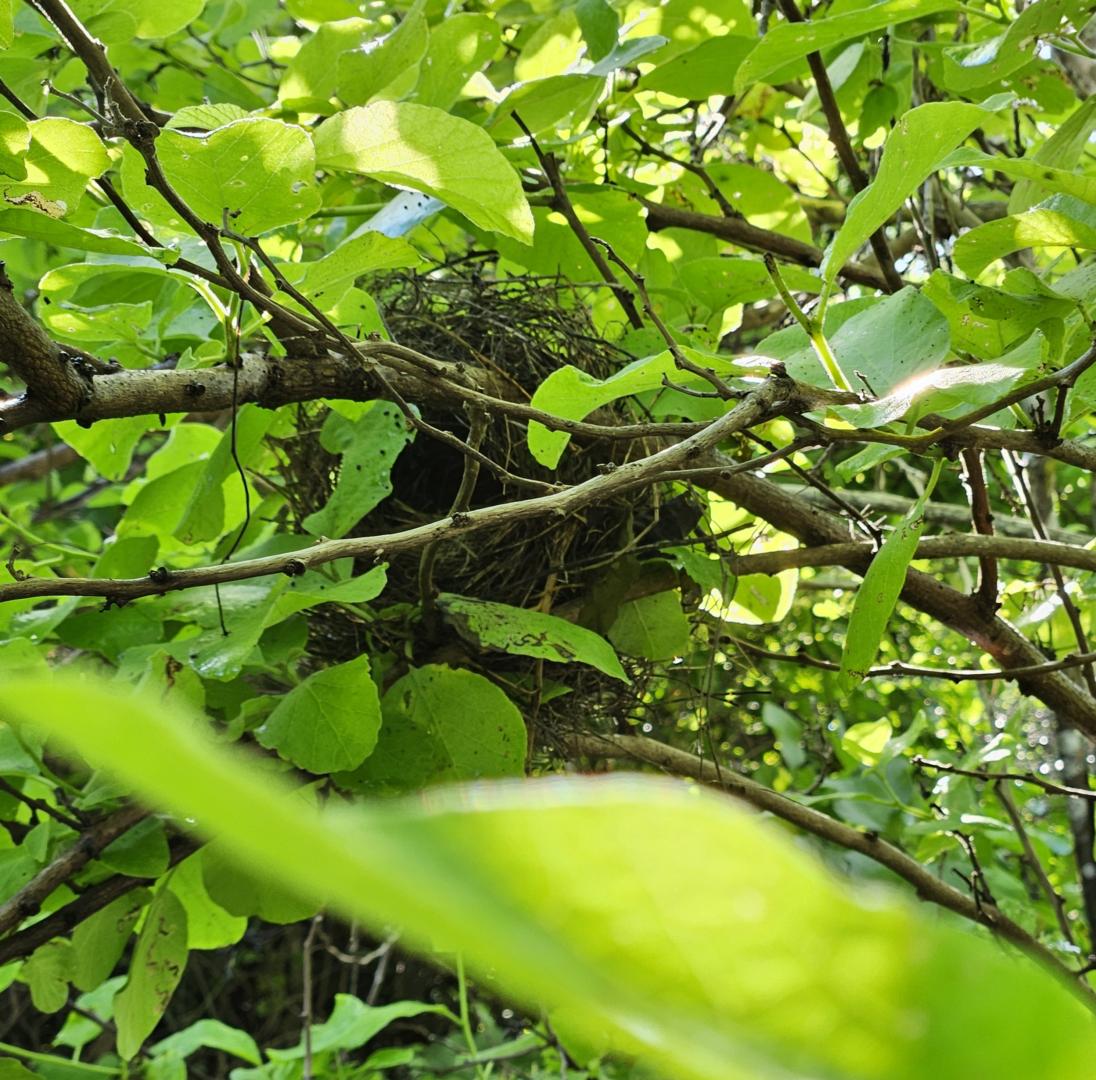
xmin=640 ymin=198 xmax=891 ymax=289
xmin=0 ymin=804 xmax=146 ymax=937
xmin=707 ymin=468 xmax=1096 ymax=741
xmin=0 ymin=376 xmax=794 ymax=604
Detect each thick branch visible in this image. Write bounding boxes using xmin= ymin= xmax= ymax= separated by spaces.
xmin=0 ymin=377 xmax=794 ymax=604
xmin=0 ymin=804 xmax=145 ymax=937
xmin=0 ymin=835 xmax=198 ymax=966
xmin=727 ymin=534 xmax=1096 ymax=577
xmin=0 ymin=264 xmax=89 ymax=412
xmin=709 ymin=469 xmax=1096 ymax=741
xmin=641 ymin=199 xmax=891 ymax=290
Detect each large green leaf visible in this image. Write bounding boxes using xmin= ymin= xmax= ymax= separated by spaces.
xmin=777 ymin=288 xmax=950 ymax=396
xmin=314 ymin=102 xmax=535 ymax=244
xmin=4 ymin=673 xmax=1095 ymax=1080
xmin=71 ymin=889 xmax=150 ymax=993
xmin=156 ymin=119 xmax=321 ymax=234
xmin=640 ymin=35 xmax=756 ymax=99
xmin=734 ymin=0 xmax=957 ymax=91
xmin=256 ymin=655 xmax=382 ymax=774
xmin=278 ymin=17 xmax=373 ymax=109
xmin=0 ymin=109 xmax=29 ymax=179
xmin=0 ymin=209 xmax=150 ymax=256
xmin=337 ymin=0 xmax=429 ymax=105
xmin=113 ymin=886 xmax=188 ymax=1060
xmin=822 ymin=99 xmax=1010 ymax=282
xmin=349 ymin=665 xmax=526 ymax=791
xmin=608 ymin=590 xmax=691 ymax=661
xmin=302 ymin=402 xmax=414 ymax=539
xmin=953 ymin=194 xmax=1096 ymax=278
xmin=839 ymin=464 xmax=941 ymax=690
xmin=1009 ymin=97 xmax=1096 ymax=213
xmin=415 ymin=14 xmax=500 ymax=109
xmin=0 ymin=117 xmax=108 ymax=214
xmin=528 ymin=348 xmax=739 ymax=467
xmin=941 ymin=147 xmax=1096 ymax=207
xmin=70 ymin=0 xmax=206 ymax=39
xmin=438 ymin=594 xmax=628 ymax=681
xmin=279 ymin=232 xmax=420 ymax=302
xmin=940 ymin=0 xmax=1092 ymax=91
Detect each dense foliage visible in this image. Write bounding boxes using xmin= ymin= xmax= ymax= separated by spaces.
xmin=0 ymin=0 xmax=1094 ymax=1076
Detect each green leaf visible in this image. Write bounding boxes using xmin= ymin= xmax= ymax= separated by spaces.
xmin=6 ymin=672 xmax=1096 ymax=1080
xmin=608 ymin=591 xmax=691 ymax=661
xmin=940 ymin=0 xmax=1092 ymax=91
xmin=1009 ymin=97 xmax=1096 ymax=214
xmin=314 ymin=102 xmax=535 ymax=244
xmin=839 ymin=464 xmax=942 ymax=691
xmin=528 ymin=348 xmax=738 ymax=467
xmin=640 ymin=35 xmax=756 ymax=99
xmin=0 ymin=0 xmax=11 ymax=50
xmin=256 ymin=655 xmax=382 ymax=774
xmin=71 ymin=888 xmax=151 ymax=992
xmin=415 ymin=14 xmax=500 ymax=109
xmin=100 ymin=817 xmax=170 ymax=877
xmin=201 ymin=841 xmax=320 ymax=924
xmin=783 ymin=288 xmax=950 ymax=396
xmin=156 ymin=119 xmax=321 ymax=234
xmin=953 ymin=194 xmax=1096 ymax=279
xmin=302 ymin=402 xmax=414 ymax=539
xmin=822 ymin=99 xmax=1010 ymax=282
xmin=438 ymin=594 xmax=629 ymax=681
xmin=842 ymin=719 xmax=893 ymax=767
xmin=281 ymin=232 xmax=420 ymax=302
xmin=734 ymin=0 xmax=958 ymax=91
xmin=575 ymin=0 xmax=619 ymax=61
xmin=174 ymin=405 xmax=273 ymax=544
xmin=150 ymin=1018 xmax=261 ymax=1065
xmin=20 ymin=941 xmax=71 ymax=1013
xmin=941 ymin=147 xmax=1096 ymax=207
xmin=114 ymin=887 xmax=188 ymax=1060
xmin=167 ymin=853 xmax=247 ymax=950
xmin=921 ymin=268 xmax=1075 ymax=358
xmin=489 ymin=74 xmax=603 ymax=140
xmin=1 ymin=117 xmax=109 ymax=214
xmin=70 ymin=0 xmax=207 ymax=39
xmin=350 ymin=665 xmax=526 ymax=790
xmin=337 ymin=0 xmax=429 ymax=105
xmin=0 ymin=111 xmax=31 ymax=180
xmin=278 ymin=17 xmax=373 ymax=109
xmin=266 ymin=995 xmax=450 ymax=1060
xmin=52 ymin=417 xmax=150 ymax=482
xmin=761 ymin=703 xmax=805 ymax=770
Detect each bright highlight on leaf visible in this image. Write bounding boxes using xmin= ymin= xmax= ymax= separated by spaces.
xmin=315 ymin=102 xmax=535 ymax=244
xmin=2 ymin=673 xmax=1095 ymax=1080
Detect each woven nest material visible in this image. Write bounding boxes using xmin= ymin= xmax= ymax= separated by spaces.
xmin=280 ymin=267 xmax=705 ymax=721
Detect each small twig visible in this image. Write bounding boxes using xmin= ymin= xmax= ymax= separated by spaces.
xmin=994 ymin=781 xmax=1076 ymax=946
xmin=0 ymin=776 xmax=85 ymax=831
xmin=513 ymin=113 xmax=644 ymax=330
xmin=913 ymin=757 xmax=1096 ymax=802
xmin=733 ymin=639 xmax=1096 ymax=688
xmin=301 ymin=914 xmax=323 ymax=1080
xmin=594 ymin=238 xmax=737 ymax=400
xmin=960 ymin=448 xmax=998 ymax=612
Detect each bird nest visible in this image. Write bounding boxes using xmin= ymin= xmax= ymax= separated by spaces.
xmin=278 ymin=266 xmax=703 ymax=721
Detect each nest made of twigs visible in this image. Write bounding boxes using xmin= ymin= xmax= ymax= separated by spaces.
xmin=279 ymin=266 xmax=703 ymax=726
